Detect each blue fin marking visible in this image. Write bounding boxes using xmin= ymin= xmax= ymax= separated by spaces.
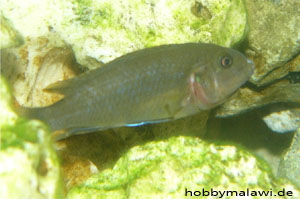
xmin=125 ymin=122 xmax=147 ymax=127
xmin=125 ymin=119 xmax=171 ymax=127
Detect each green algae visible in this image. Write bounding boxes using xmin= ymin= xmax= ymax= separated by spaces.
xmin=0 ymin=0 xmax=249 ymax=69
xmin=278 ymin=127 xmax=300 ymax=188
xmin=0 ymin=77 xmax=64 ymax=198
xmin=67 ymin=137 xmax=299 ymax=199
xmin=66 ymin=0 xmax=248 ymax=67
xmin=244 ymin=0 xmax=300 ymax=85
xmin=0 ymin=14 xmax=23 ymax=49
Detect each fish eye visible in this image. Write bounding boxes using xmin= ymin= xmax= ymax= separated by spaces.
xmin=220 ymin=55 xmax=233 ymax=68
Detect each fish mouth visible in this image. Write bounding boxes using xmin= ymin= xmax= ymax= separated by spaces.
xmin=235 ymin=58 xmax=255 ymax=87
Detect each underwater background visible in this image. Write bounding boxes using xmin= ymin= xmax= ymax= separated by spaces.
xmin=0 ymin=0 xmax=300 ymax=198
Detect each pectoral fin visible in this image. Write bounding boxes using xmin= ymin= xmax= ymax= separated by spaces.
xmin=164 ymin=104 xmax=184 ymax=119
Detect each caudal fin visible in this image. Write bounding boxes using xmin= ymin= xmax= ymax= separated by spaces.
xmin=16 ymin=106 xmax=44 ymax=120
xmin=13 ymin=98 xmax=45 ymax=121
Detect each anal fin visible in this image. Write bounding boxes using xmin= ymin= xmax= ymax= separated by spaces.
xmin=53 ymin=126 xmax=107 ymax=140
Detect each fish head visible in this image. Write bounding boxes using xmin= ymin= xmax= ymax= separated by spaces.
xmin=189 ymin=45 xmax=254 ymax=110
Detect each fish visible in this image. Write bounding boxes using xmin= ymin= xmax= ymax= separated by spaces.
xmin=18 ymin=43 xmax=254 ymax=139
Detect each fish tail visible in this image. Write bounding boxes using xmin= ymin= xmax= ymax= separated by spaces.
xmin=17 ymin=106 xmax=44 ymax=120
xmin=13 ymin=98 xmax=46 ymax=121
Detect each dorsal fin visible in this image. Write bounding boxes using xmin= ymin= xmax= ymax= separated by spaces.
xmin=43 ymin=77 xmax=83 ymax=95
xmin=43 ymin=64 xmax=106 ymax=95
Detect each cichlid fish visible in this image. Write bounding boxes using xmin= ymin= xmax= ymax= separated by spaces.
xmin=19 ymin=43 xmax=254 ymax=138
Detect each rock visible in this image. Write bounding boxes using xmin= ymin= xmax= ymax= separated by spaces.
xmin=58 ymin=111 xmax=209 ymax=189
xmin=216 ymin=80 xmax=300 ymax=117
xmin=0 ymin=0 xmax=248 ymax=69
xmin=67 ymin=136 xmax=299 ymax=198
xmin=244 ymin=0 xmax=300 ymax=86
xmin=278 ymin=127 xmax=300 ymax=188
xmin=0 ymin=77 xmax=63 ymax=198
xmin=256 ymin=53 xmax=300 ymax=86
xmin=206 ymin=110 xmax=295 ymax=175
xmin=0 ymin=14 xmax=23 ymax=49
xmin=1 ymin=34 xmax=82 ymax=107
xmin=263 ymin=109 xmax=300 ymax=134
xmin=216 ymin=0 xmax=300 ymax=117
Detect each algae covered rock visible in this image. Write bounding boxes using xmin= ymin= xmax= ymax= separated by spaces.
xmin=0 ymin=77 xmax=63 ymax=198
xmin=244 ymin=0 xmax=300 ymax=86
xmin=263 ymin=109 xmax=300 ymax=134
xmin=1 ymin=0 xmax=248 ymax=69
xmin=216 ymin=0 xmax=300 ymax=130
xmin=65 ymin=0 xmax=248 ymax=67
xmin=67 ymin=136 xmax=299 ymax=199
xmin=1 ymin=34 xmax=81 ymax=107
xmin=0 ymin=14 xmax=23 ymax=49
xmin=278 ymin=127 xmax=300 ymax=188
xmin=216 ymin=0 xmax=300 ymax=118
xmin=216 ymin=80 xmax=300 ymax=117
xmin=58 ymin=111 xmax=209 ymax=189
